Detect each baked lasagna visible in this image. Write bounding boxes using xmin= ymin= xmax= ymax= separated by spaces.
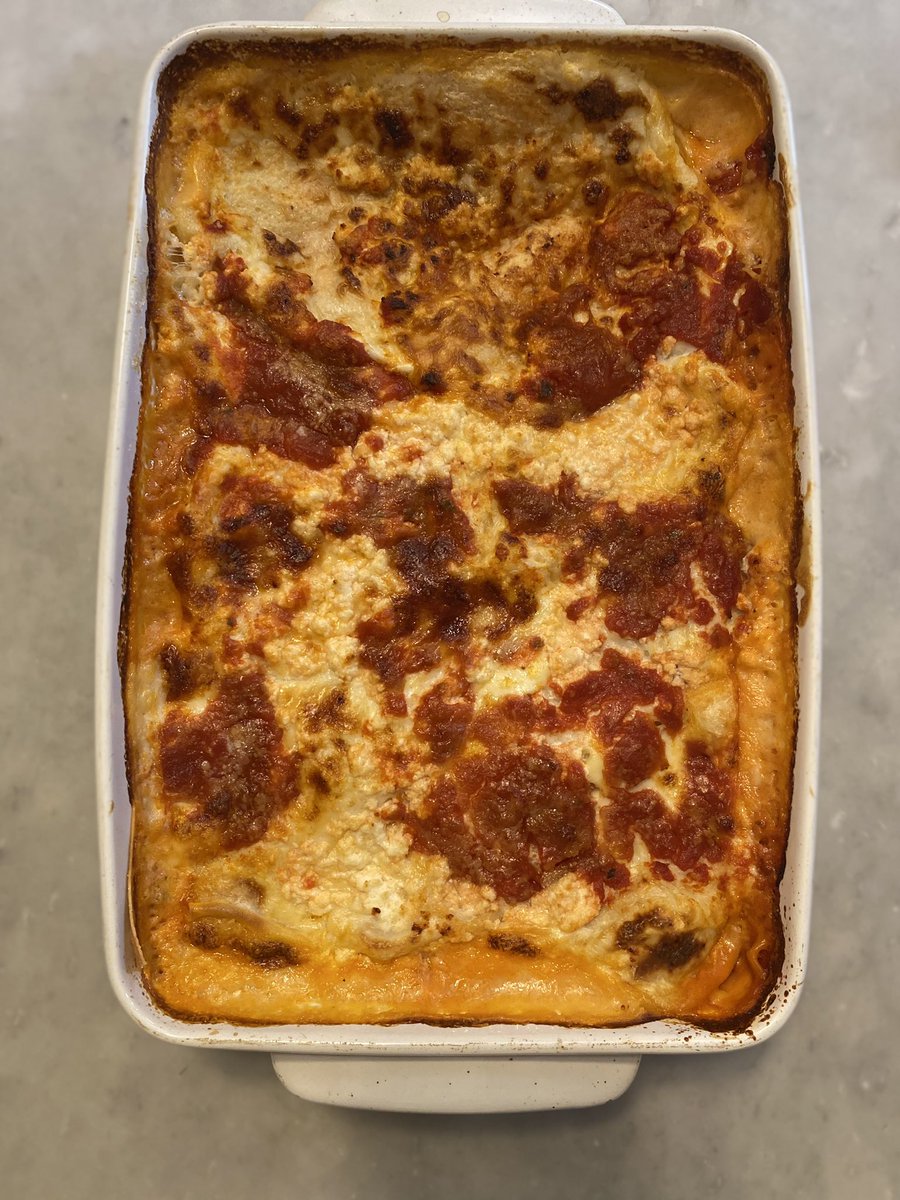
xmin=124 ymin=36 xmax=798 ymax=1027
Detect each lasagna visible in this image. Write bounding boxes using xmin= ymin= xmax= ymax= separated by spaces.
xmin=124 ymin=37 xmax=798 ymax=1027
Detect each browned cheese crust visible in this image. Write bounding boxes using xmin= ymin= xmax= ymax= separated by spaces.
xmin=124 ymin=36 xmax=798 ymax=1027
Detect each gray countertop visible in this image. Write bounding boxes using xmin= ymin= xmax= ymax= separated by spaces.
xmin=2 ymin=0 xmax=897 ymax=1195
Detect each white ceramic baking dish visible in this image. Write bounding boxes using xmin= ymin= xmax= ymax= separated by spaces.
xmin=96 ymin=0 xmax=820 ymax=1112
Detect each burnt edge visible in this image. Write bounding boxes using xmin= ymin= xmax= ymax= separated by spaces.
xmin=124 ymin=32 xmax=800 ymax=1037
xmin=121 ymin=52 xmax=183 ymax=967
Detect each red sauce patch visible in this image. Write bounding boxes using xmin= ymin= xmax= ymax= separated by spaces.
xmin=530 ymin=317 xmax=640 ymax=418
xmin=159 ymin=671 xmax=298 ymax=849
xmin=207 ymin=475 xmax=313 ymax=592
xmin=495 ymin=471 xmax=741 ymax=628
xmin=493 ymin=471 xmax=593 ymax=539
xmin=189 ymin=273 xmax=412 ymax=469
xmin=707 ymin=161 xmax=743 ymax=196
xmin=159 ymin=643 xmax=213 ymax=702
xmin=603 ymin=741 xmax=734 ymax=872
xmin=518 ymin=292 xmax=640 ymax=421
xmin=589 ymin=190 xmax=775 ymax=365
xmin=559 ymin=648 xmax=683 ymax=741
xmin=413 ymin=678 xmax=474 ymax=762
xmin=394 ymin=745 xmax=627 ymax=903
xmin=566 ymin=595 xmax=594 ymax=622
xmin=594 ymin=499 xmax=746 ymax=638
xmin=357 ymin=573 xmax=537 ymax=690
xmin=592 ymin=191 xmax=682 ymax=272
xmin=469 ymin=693 xmax=562 ymax=748
xmin=604 ymin=711 xmax=667 ymax=789
xmin=328 ymin=471 xmax=536 ymax=695
xmin=744 ymin=130 xmax=775 ymax=179
xmin=326 ymin=470 xmax=473 ymax=564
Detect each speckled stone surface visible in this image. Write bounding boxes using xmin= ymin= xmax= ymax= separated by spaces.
xmin=2 ymin=0 xmax=898 ymax=1195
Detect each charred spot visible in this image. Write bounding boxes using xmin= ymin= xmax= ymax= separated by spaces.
xmin=573 ymin=77 xmax=630 ymax=124
xmin=582 ymin=178 xmax=608 ymax=208
xmin=293 ymin=111 xmax=341 ymax=160
xmin=380 ymin=290 xmax=420 ymax=324
xmin=159 ymin=643 xmax=212 ymax=702
xmin=186 ymin=921 xmax=221 ymax=950
xmin=348 ymin=206 xmax=366 ymax=222
xmin=309 ymin=769 xmax=331 ymax=796
xmin=306 ymin=688 xmax=347 ymax=732
xmin=236 ymin=939 xmax=299 ymax=969
xmin=375 ymin=108 xmax=414 ymax=151
xmin=420 ymin=369 xmax=447 ymax=394
xmin=226 ymin=89 xmax=259 ymax=129
xmin=437 ymin=124 xmax=472 ymax=166
xmin=206 ymin=217 xmax=229 ymax=234
xmin=420 ymin=183 xmax=476 ymax=224
xmin=488 ymin=933 xmax=539 ymax=957
xmin=262 ymin=229 xmax=301 ymax=257
xmin=336 ymin=217 xmax=414 ymax=270
xmin=541 ymin=81 xmax=566 ymax=106
xmin=341 ymin=265 xmax=362 ymax=290
xmin=263 ymin=279 xmax=301 ymax=318
xmin=615 ymin=910 xmax=703 ymax=977
xmin=610 ymin=126 xmax=635 ymax=165
xmin=239 ymin=877 xmax=266 ymax=906
xmin=636 ymin=931 xmax=703 ymax=977
xmin=699 ymin=466 xmax=726 ymax=502
xmin=533 ymin=159 xmax=549 ymax=181
xmin=274 ymin=95 xmax=302 ymax=127
xmin=165 ymin=548 xmax=194 ymax=607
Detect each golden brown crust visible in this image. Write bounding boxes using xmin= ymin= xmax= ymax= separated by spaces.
xmin=125 ymin=36 xmax=797 ymax=1029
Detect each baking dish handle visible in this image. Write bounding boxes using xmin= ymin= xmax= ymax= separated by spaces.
xmin=271 ymin=1053 xmax=640 ymax=1112
xmin=305 ymin=0 xmax=625 ymax=26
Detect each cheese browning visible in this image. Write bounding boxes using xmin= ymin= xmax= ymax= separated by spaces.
xmin=125 ymin=37 xmax=797 ymax=1027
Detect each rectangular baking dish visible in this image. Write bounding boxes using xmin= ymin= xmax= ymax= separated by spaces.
xmin=96 ymin=0 xmax=820 ymax=1096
